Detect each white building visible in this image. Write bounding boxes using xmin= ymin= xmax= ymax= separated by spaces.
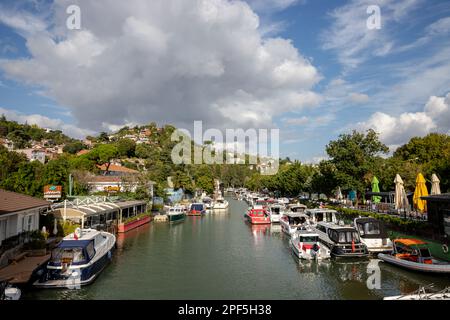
xmin=0 ymin=189 xmax=50 ymax=246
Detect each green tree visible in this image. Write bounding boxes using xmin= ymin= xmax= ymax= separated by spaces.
xmin=116 ymin=138 xmax=136 ymax=158
xmin=325 ymin=129 xmax=389 ymax=201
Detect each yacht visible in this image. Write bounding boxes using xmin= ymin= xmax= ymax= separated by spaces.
xmin=245 ymin=208 xmax=271 ymax=225
xmin=280 ymin=212 xmax=310 ymax=237
xmin=213 ymin=194 xmax=229 ymax=210
xmin=167 ymin=206 xmax=186 ymax=222
xmin=353 ymin=217 xmax=393 ymax=253
xmin=267 ymin=204 xmax=285 ymax=223
xmin=34 ymin=229 xmax=116 ymax=288
xmin=291 ymin=229 xmax=331 ymax=260
xmin=287 ymin=203 xmax=307 ymax=213
xmin=313 ymin=222 xmax=369 ymax=258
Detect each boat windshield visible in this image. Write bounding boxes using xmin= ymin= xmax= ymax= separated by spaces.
xmin=51 ymin=247 xmax=87 ymax=264
xmin=357 ymin=221 xmax=381 ymax=236
xmin=329 ymin=230 xmax=360 ymax=244
xmin=289 ymin=216 xmax=307 ymax=225
xmin=271 ymin=207 xmax=281 ymax=214
xmin=191 ymin=204 xmax=204 ymax=211
xmin=300 ymin=236 xmax=318 ymax=243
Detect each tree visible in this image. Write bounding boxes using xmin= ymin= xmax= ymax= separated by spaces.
xmin=7 ymin=130 xmax=31 ymax=149
xmin=63 ymin=141 xmax=86 ymax=154
xmin=116 ymin=138 xmax=136 ymax=158
xmin=88 ymin=144 xmax=118 ymax=174
xmin=325 ymin=129 xmax=389 ymax=201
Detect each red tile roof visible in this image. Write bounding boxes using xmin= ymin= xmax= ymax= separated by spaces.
xmin=0 ymin=189 xmax=50 ymax=215
xmin=97 ymin=164 xmax=139 ymax=174
xmin=88 ymin=176 xmax=122 ymax=183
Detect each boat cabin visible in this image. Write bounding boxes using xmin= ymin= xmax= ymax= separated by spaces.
xmin=282 ymin=212 xmax=309 ymax=226
xmin=306 ymin=209 xmax=338 ymax=224
xmin=354 ymin=217 xmax=388 ymax=238
xmin=287 ymin=203 xmax=307 ymax=213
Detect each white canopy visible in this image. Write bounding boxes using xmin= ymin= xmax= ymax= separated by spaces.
xmin=394 ymin=174 xmax=409 ymax=211
xmin=431 ymin=173 xmax=441 ymax=195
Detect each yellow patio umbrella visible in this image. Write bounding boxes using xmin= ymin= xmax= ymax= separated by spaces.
xmin=413 ymin=173 xmax=428 ymax=212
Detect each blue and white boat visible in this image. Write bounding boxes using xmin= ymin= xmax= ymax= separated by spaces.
xmin=33 ymin=228 xmax=116 ymax=289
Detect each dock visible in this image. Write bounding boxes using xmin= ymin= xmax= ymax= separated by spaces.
xmin=153 ymin=214 xmax=168 ymax=222
xmin=0 ymin=254 xmax=50 ymax=284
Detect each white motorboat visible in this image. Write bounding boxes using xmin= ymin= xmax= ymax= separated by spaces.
xmin=384 ymin=286 xmax=450 ymax=300
xmin=213 ymin=196 xmax=229 ymax=210
xmin=267 ymin=204 xmax=285 ymax=223
xmin=0 ymin=282 xmax=21 ymax=300
xmin=313 ymin=222 xmax=369 ymax=258
xmin=280 ymin=212 xmax=310 ymax=237
xmin=167 ymin=205 xmax=187 ymax=222
xmin=353 ymin=217 xmax=393 ymax=253
xmin=34 ymin=228 xmax=116 ymax=289
xmin=287 ymin=203 xmax=307 ymax=213
xmin=291 ymin=229 xmax=331 ymax=260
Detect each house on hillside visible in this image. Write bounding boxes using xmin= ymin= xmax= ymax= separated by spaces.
xmin=16 ymin=148 xmax=47 ymax=164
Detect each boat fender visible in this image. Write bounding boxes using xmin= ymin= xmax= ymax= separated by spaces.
xmin=443 ymin=244 xmax=449 ymax=254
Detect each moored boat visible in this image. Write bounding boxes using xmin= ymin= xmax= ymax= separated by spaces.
xmin=353 ymin=217 xmax=393 ymax=253
xmin=34 ymin=228 xmax=116 ymax=288
xmin=291 ymin=229 xmax=331 ymax=260
xmin=188 ymin=203 xmax=206 ymax=216
xmin=167 ymin=206 xmax=186 ymax=223
xmin=213 ymin=197 xmax=229 ymax=210
xmin=280 ymin=212 xmax=309 ymax=236
xmin=306 ymin=209 xmax=339 ymax=225
xmin=313 ymin=222 xmax=368 ymax=258
xmin=267 ymin=203 xmax=285 ymax=223
xmin=245 ymin=208 xmax=271 ymax=225
xmin=384 ymin=286 xmax=450 ymax=300
xmin=378 ymin=238 xmax=450 ymax=274
xmin=0 ymin=282 xmax=21 ymax=300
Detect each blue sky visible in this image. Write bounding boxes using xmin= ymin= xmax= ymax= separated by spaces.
xmin=1 ymin=0 xmax=450 ymax=163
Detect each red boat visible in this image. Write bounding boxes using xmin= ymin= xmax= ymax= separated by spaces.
xmin=245 ymin=208 xmax=271 ymax=225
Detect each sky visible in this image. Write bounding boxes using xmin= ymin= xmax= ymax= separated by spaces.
xmin=0 ymin=0 xmax=449 ymax=163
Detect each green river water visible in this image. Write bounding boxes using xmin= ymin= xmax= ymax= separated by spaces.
xmin=24 ymin=198 xmax=450 ymax=300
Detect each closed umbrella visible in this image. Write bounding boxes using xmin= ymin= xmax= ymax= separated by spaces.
xmin=394 ymin=174 xmax=409 ymax=210
xmin=431 ymin=173 xmax=441 ymax=195
xmin=413 ymin=173 xmax=428 ymax=212
xmin=336 ymin=187 xmax=343 ymax=200
xmin=371 ymin=176 xmax=381 ymax=203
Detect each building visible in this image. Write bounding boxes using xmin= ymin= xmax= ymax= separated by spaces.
xmin=16 ymin=148 xmax=47 ymax=164
xmin=0 ymin=189 xmax=50 ymax=246
xmin=421 ymin=194 xmax=450 ymax=241
xmin=97 ymin=163 xmax=139 ymax=176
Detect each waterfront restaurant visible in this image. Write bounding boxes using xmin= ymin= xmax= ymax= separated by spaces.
xmin=52 ymin=199 xmax=148 ymax=233
xmin=421 ymin=193 xmax=450 ymax=241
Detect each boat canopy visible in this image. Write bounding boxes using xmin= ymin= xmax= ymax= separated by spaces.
xmin=58 ymin=240 xmax=92 ymax=248
xmin=394 ymin=238 xmax=427 ymax=246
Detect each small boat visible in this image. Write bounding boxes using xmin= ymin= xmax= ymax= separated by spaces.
xmin=34 ymin=228 xmax=116 ymax=288
xmin=167 ymin=206 xmax=186 ymax=222
xmin=291 ymin=229 xmax=331 ymax=260
xmin=188 ymin=203 xmax=206 ymax=216
xmin=202 ymin=196 xmax=213 ymax=210
xmin=213 ymin=197 xmax=229 ymax=210
xmin=384 ymin=286 xmax=450 ymax=300
xmin=313 ymin=222 xmax=368 ymax=258
xmin=353 ymin=217 xmax=393 ymax=253
xmin=252 ymin=198 xmax=268 ymax=210
xmin=378 ymin=238 xmax=450 ymax=274
xmin=0 ymin=282 xmax=21 ymax=300
xmin=280 ymin=212 xmax=309 ymax=236
xmin=245 ymin=208 xmax=271 ymax=225
xmin=267 ymin=204 xmax=285 ymax=223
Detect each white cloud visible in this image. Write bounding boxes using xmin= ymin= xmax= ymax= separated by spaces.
xmin=356 ymin=93 xmax=450 ymax=148
xmin=0 ymin=0 xmax=321 ymax=133
xmin=0 ymin=107 xmax=94 ymax=139
xmin=348 ymin=92 xmax=369 ymax=104
xmin=321 ymin=0 xmax=422 ymax=68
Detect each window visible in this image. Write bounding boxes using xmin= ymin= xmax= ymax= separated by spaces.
xmin=51 ymin=247 xmax=86 ymax=264
xmin=358 ymin=222 xmax=381 ymax=236
xmin=86 ymin=241 xmax=96 ymax=260
xmin=0 ymin=219 xmax=7 ymax=243
xmin=300 ymin=236 xmax=318 ymax=243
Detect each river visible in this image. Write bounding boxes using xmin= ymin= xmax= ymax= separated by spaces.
xmin=24 ymin=197 xmax=450 ymax=300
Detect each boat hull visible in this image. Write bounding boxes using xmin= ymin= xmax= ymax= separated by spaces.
xmin=118 ymin=215 xmax=152 ymax=233
xmin=168 ymin=213 xmax=186 ymax=223
xmin=34 ymin=247 xmax=115 ymax=289
xmin=245 ymin=215 xmax=271 ymax=225
xmin=378 ymin=253 xmax=450 ymax=274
